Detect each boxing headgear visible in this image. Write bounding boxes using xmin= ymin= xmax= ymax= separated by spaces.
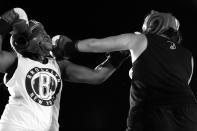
xmin=10 ymin=19 xmax=48 ymax=54
xmin=28 ymin=19 xmax=47 ymax=39
xmin=142 ymin=10 xmax=180 ymax=35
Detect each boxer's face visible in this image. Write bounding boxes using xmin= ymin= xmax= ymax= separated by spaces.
xmin=26 ymin=33 xmax=53 ymax=57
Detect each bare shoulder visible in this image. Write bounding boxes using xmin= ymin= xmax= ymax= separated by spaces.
xmin=133 ymin=32 xmax=147 ymax=42
xmin=126 ymin=32 xmax=147 ymax=49
xmin=128 ymin=32 xmax=148 ymax=63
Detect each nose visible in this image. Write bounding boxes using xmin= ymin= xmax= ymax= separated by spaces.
xmin=41 ymin=41 xmax=53 ymax=51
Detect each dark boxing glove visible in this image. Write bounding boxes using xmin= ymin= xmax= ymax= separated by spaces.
xmin=52 ymin=35 xmax=79 ymax=60
xmin=12 ymin=19 xmax=29 ymax=34
xmin=11 ymin=19 xmax=30 ymax=50
xmin=0 ymin=9 xmax=17 ymax=37
xmin=0 ymin=8 xmax=28 ymax=38
xmin=108 ymin=50 xmax=130 ymax=68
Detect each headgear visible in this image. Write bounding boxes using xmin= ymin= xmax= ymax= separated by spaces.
xmin=142 ymin=10 xmax=180 ymax=35
xmin=10 ymin=19 xmax=48 ymax=54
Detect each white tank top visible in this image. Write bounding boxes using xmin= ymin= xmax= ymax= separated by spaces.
xmin=0 ymin=54 xmax=62 ymax=131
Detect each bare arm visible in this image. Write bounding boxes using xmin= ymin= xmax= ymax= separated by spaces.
xmin=0 ymin=34 xmax=17 ymax=73
xmin=77 ymin=33 xmax=146 ymax=53
xmin=57 ymin=59 xmax=116 ymax=85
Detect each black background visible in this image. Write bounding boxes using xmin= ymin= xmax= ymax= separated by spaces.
xmin=0 ymin=0 xmax=197 ymax=131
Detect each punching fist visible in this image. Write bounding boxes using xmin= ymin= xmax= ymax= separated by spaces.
xmin=12 ymin=19 xmax=29 ymax=35
xmin=1 ymin=8 xmax=28 ymax=25
xmin=12 ymin=8 xmax=29 ymax=34
xmin=0 ymin=7 xmax=28 ymax=37
xmin=52 ymin=35 xmax=79 ymax=60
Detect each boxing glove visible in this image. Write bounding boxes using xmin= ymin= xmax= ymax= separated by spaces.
xmin=0 ymin=7 xmax=28 ymax=37
xmin=11 ymin=19 xmax=31 ymax=51
xmin=52 ymin=35 xmax=79 ymax=60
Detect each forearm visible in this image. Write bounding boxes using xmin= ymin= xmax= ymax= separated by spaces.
xmin=65 ymin=63 xmax=115 ymax=85
xmin=77 ymin=38 xmax=108 ymax=53
xmin=93 ymin=50 xmax=130 ymax=83
xmin=77 ymin=34 xmax=131 ymax=53
xmin=93 ymin=61 xmax=116 ymax=84
xmin=52 ymin=34 xmax=133 ymax=60
xmin=61 ymin=50 xmax=129 ymax=85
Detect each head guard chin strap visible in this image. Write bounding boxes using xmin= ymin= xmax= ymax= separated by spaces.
xmin=142 ymin=10 xmax=180 ymax=35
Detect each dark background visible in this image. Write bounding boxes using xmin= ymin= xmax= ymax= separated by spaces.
xmin=0 ymin=0 xmax=197 ymax=131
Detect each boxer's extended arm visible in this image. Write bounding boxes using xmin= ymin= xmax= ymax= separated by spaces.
xmin=57 ymin=59 xmax=116 ymax=85
xmin=57 ymin=51 xmax=130 ymax=85
xmin=76 ymin=33 xmax=146 ymax=53
xmin=52 ymin=33 xmax=146 ymax=60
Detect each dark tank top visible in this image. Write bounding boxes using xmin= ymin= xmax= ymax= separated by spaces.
xmin=130 ymin=34 xmax=196 ymax=107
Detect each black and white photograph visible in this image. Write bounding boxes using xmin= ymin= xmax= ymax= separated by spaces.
xmin=0 ymin=0 xmax=197 ymax=131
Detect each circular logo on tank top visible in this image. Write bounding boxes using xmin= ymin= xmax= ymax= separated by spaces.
xmin=25 ymin=67 xmax=61 ymax=106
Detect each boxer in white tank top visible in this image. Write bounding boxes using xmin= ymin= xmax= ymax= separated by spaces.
xmin=0 ymin=7 xmax=121 ymax=131
xmin=1 ymin=54 xmax=62 ymax=131
xmin=0 ymin=9 xmax=62 ymax=131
